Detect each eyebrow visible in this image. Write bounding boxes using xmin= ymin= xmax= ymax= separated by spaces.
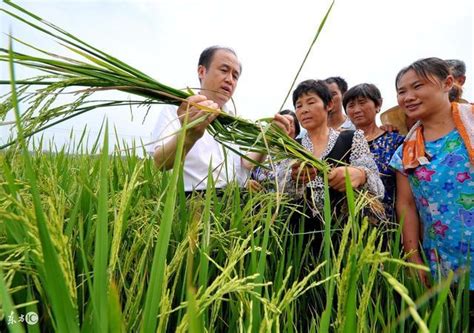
xmin=297 ymin=95 xmax=318 ymax=104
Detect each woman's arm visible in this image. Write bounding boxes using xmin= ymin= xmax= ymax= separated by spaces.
xmin=395 ymin=171 xmax=422 ymax=262
xmin=395 ymin=171 xmax=428 ymax=284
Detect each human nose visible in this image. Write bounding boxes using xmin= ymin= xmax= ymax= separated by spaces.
xmin=400 ymin=90 xmax=416 ymax=105
xmin=348 ymin=104 xmax=361 ymax=115
xmin=300 ymin=103 xmax=310 ymax=113
xmin=353 ymin=104 xmax=363 ymax=113
xmin=224 ymin=72 xmax=235 ymax=85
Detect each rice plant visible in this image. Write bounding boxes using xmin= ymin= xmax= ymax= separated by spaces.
xmin=0 ymin=1 xmax=470 ymax=332
xmin=2 ymin=132 xmax=469 ymax=332
xmin=0 ymin=1 xmax=329 ymax=174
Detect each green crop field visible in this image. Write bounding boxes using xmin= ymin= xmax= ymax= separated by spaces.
xmin=0 ymin=137 xmax=470 ymax=332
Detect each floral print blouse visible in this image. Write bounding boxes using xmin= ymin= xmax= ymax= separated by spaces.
xmin=278 ymin=128 xmax=384 ymax=217
xmin=368 ymin=131 xmax=404 ymax=221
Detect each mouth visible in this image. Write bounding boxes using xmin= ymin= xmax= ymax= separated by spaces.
xmin=405 ymin=103 xmax=421 ymax=112
xmin=220 ymin=86 xmax=232 ymax=95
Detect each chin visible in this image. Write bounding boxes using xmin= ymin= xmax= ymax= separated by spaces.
xmin=214 ymin=98 xmax=227 ymax=109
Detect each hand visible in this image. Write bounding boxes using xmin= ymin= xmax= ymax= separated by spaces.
xmin=177 ymin=95 xmax=219 ymax=142
xmin=417 ymin=269 xmax=430 ymax=287
xmin=380 ymin=124 xmax=398 ymax=133
xmin=407 ymin=254 xmax=430 ymax=287
xmin=272 ymin=113 xmax=292 ymax=136
xmin=328 ymin=166 xmax=366 ymax=192
xmin=291 ymin=161 xmax=317 ymax=184
xmin=246 ymin=179 xmax=264 ymax=193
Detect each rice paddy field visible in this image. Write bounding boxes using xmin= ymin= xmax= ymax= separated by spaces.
xmin=0 ymin=1 xmax=472 ymax=332
xmin=0 ymin=135 xmax=471 ymax=332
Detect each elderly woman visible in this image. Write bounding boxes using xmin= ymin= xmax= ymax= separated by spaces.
xmin=344 ymin=83 xmax=404 ymax=222
xmin=279 ymin=80 xmax=383 ymax=252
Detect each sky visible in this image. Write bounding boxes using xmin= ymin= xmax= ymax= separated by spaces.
xmin=0 ymin=0 xmax=473 ymax=154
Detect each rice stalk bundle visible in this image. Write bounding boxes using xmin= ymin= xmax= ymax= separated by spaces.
xmin=0 ymin=1 xmax=329 ymax=173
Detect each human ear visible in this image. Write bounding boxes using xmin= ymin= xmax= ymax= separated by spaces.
xmin=197 ymin=65 xmax=206 ymax=82
xmin=443 ymin=75 xmax=454 ymax=92
xmin=326 ymin=99 xmax=334 ymax=112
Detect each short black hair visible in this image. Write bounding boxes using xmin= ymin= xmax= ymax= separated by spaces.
xmin=198 ymin=46 xmax=241 ymax=71
xmin=445 ymin=59 xmax=466 ymax=79
xmin=396 ymin=57 xmax=450 ymax=89
xmin=278 ymin=109 xmax=300 ymax=137
xmin=324 ymin=76 xmax=348 ymax=95
xmin=292 ymin=79 xmax=332 ymax=107
xmin=343 ymin=83 xmax=383 ymax=110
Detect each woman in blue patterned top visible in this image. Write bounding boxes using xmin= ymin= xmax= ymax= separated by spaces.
xmin=344 ymin=83 xmax=404 ymax=222
xmin=390 ymin=58 xmax=474 ymax=289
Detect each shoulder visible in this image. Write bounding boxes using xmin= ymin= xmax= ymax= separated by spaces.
xmin=158 ymin=104 xmax=179 ymax=116
xmin=388 ymin=130 xmax=405 ymax=141
xmin=155 ymin=104 xmax=180 ymax=122
xmin=351 ymin=129 xmax=365 ymax=142
xmin=381 ymin=131 xmax=405 ymax=146
xmin=150 ymin=104 xmax=181 ymax=139
xmin=298 ymin=131 xmax=311 ymax=148
xmin=389 ymin=144 xmax=404 ymax=172
xmin=349 ymin=130 xmax=372 ymax=155
xmin=333 ymin=129 xmax=358 ymax=150
xmin=338 ymin=129 xmax=356 ymax=141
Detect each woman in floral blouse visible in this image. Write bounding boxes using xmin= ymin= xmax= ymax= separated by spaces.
xmin=279 ymin=80 xmax=384 ymax=252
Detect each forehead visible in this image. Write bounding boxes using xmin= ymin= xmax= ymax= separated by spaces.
xmin=397 ymin=69 xmax=436 ymax=88
xmin=210 ymin=50 xmax=241 ymax=72
xmin=296 ymin=91 xmax=322 ymax=102
xmin=327 ymin=82 xmax=341 ymax=93
xmin=348 ymin=95 xmax=369 ymax=103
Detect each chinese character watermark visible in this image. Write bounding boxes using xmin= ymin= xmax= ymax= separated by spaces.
xmin=6 ymin=311 xmax=38 ymax=326
xmin=25 ymin=312 xmax=39 ymax=325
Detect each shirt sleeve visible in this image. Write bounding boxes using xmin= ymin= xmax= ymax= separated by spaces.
xmin=349 ymin=130 xmax=385 ymax=198
xmin=148 ymin=105 xmax=181 ymax=155
xmin=389 ymin=144 xmax=406 ymax=175
xmin=395 ymin=133 xmax=405 ymax=147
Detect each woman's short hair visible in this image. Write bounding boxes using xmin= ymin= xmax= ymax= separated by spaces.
xmin=343 ymin=83 xmax=383 ymax=110
xmin=292 ymin=79 xmax=332 ymax=108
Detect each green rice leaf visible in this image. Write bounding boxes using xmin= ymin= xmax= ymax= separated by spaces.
xmin=7 ymin=33 xmax=79 ymax=333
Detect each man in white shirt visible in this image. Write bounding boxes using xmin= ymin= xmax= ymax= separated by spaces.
xmin=151 ymin=46 xmax=290 ymax=192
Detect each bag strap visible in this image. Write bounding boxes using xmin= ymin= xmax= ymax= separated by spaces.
xmin=326 ymin=130 xmax=355 ymax=167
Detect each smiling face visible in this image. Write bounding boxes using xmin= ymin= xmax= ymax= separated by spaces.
xmin=198 ymin=49 xmax=241 ymax=108
xmin=396 ymin=69 xmax=452 ymax=121
xmin=346 ymin=97 xmax=379 ymax=128
xmin=295 ymin=92 xmax=332 ymax=132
